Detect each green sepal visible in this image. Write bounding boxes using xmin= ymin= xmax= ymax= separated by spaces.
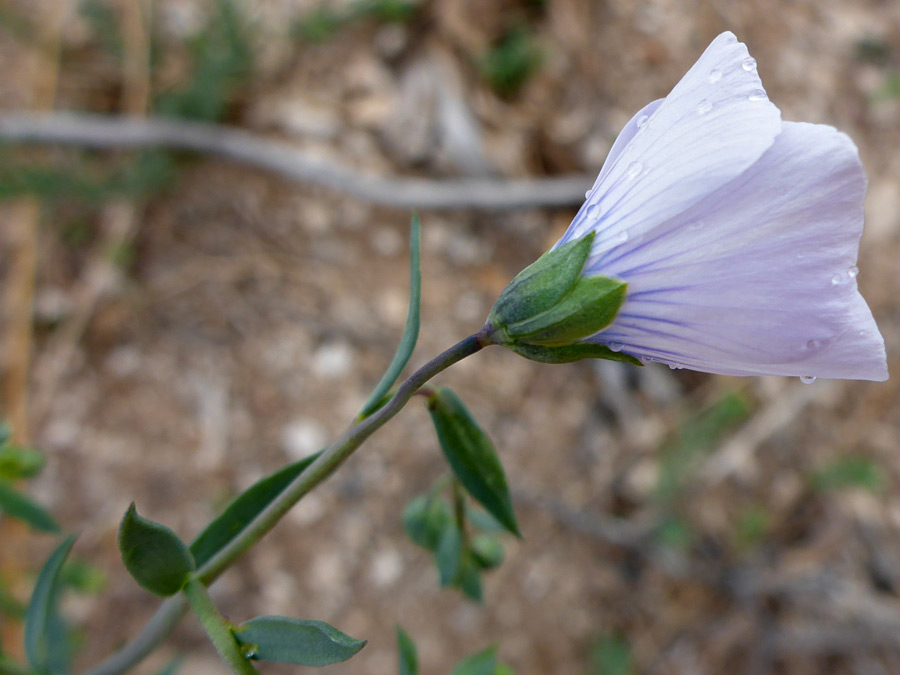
xmin=489 ymin=233 xmax=594 ymax=327
xmin=503 ymin=275 xmax=626 ymax=346
xmin=118 ymin=503 xmax=196 ymax=596
xmin=507 ymin=341 xmax=642 ymax=365
xmin=426 ymin=388 xmax=520 ymax=537
xmin=232 ymin=616 xmax=366 ymax=666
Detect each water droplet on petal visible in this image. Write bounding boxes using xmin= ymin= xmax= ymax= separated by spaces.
xmin=615 ymin=231 xmax=629 ymax=244
xmin=608 ymin=342 xmax=623 ymax=352
xmin=585 ymin=189 xmax=592 ymax=199
xmin=806 ymin=339 xmax=822 ymax=350
xmin=748 ymin=90 xmax=767 ymax=102
xmin=742 ymin=57 xmax=757 ymax=72
xmin=847 ymin=265 xmax=859 ymax=279
xmin=626 ymin=161 xmax=643 ymax=179
xmin=831 ymin=272 xmax=843 ymax=285
xmin=708 ymin=69 xmax=723 ymax=83
xmin=696 ymin=99 xmax=713 ymax=115
xmin=636 ymin=114 xmax=649 ymax=129
xmin=800 ymin=375 xmax=817 ymax=384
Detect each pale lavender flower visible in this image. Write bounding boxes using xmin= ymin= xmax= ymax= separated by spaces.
xmin=555 ymin=32 xmax=887 ymax=381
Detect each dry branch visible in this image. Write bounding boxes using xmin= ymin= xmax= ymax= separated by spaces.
xmin=0 ymin=112 xmax=592 ymax=210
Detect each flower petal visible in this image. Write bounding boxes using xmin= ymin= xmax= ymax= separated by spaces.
xmin=590 ymin=121 xmax=887 ymax=381
xmin=561 ymin=32 xmax=782 ymax=258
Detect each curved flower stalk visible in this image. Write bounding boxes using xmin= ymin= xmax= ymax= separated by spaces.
xmin=488 ymin=32 xmax=888 ymax=381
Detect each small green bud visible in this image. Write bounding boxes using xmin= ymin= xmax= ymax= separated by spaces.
xmin=485 ymin=234 xmax=633 ymax=363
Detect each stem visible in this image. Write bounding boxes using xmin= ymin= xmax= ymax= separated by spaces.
xmin=182 ymin=579 xmax=257 ymax=674
xmin=81 ymin=331 xmax=489 ymax=675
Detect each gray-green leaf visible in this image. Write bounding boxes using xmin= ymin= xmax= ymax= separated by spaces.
xmin=118 ymin=503 xmax=195 ymax=596
xmin=25 ymin=534 xmax=76 ymax=673
xmin=426 ymin=388 xmax=519 ymax=537
xmin=233 ymin=616 xmax=366 ymax=666
xmin=0 ymin=480 xmax=59 ymax=532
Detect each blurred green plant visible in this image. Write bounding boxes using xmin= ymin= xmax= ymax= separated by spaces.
xmin=80 ymin=0 xmax=124 ymax=60
xmin=479 ymin=26 xmax=544 ymax=98
xmin=589 ymin=633 xmax=633 ymax=675
xmin=291 ymin=0 xmax=418 ymax=44
xmin=810 ymin=456 xmax=884 ymax=493
xmin=155 ymin=0 xmax=254 ymax=122
xmin=733 ymin=504 xmax=771 ymax=552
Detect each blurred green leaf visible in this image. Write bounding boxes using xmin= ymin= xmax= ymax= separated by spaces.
xmin=450 ymin=645 xmax=511 ymax=675
xmin=396 ymin=626 xmax=418 ymax=675
xmin=118 ymin=504 xmax=195 ymax=596
xmin=810 ymin=456 xmax=884 ymax=493
xmin=480 ymin=26 xmax=543 ymax=98
xmin=233 ymin=616 xmax=366 ymax=666
xmin=590 ymin=634 xmax=633 ymax=675
xmin=0 ymin=423 xmax=10 ymax=446
xmin=470 ymin=534 xmax=504 ymax=570
xmin=426 ymin=388 xmax=520 ymax=537
xmin=465 ymin=505 xmax=507 ymax=535
xmin=456 ymin=552 xmax=483 ymax=603
xmin=25 ymin=535 xmax=76 ymax=674
xmin=435 ymin=520 xmax=463 ymax=587
xmin=190 ymin=451 xmax=322 ymax=568
xmin=0 ymin=481 xmax=59 ymax=533
xmin=0 ymin=445 xmax=45 ymax=480
xmin=60 ymin=560 xmax=107 ymax=595
xmin=0 ymin=582 xmax=26 ymax=620
xmin=360 ymin=215 xmax=421 ymax=418
xmin=403 ymin=495 xmax=452 ymax=552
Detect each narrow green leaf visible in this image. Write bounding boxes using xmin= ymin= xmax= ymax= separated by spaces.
xmin=0 ymin=445 xmax=45 ymax=480
xmin=396 ymin=626 xmax=418 ymax=675
xmin=118 ymin=504 xmax=195 ymax=596
xmin=190 ymin=451 xmax=322 ymax=567
xmin=0 ymin=481 xmax=58 ymax=533
xmin=427 ymin=388 xmax=519 ymax=537
xmin=435 ymin=522 xmax=462 ymax=587
xmin=233 ymin=616 xmax=366 ymax=666
xmin=360 ymin=214 xmax=421 ymax=418
xmin=24 ymin=535 xmax=75 ymax=672
xmin=449 ymin=646 xmax=498 ymax=675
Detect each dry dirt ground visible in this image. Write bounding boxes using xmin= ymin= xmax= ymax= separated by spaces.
xmin=2 ymin=1 xmax=900 ymax=674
